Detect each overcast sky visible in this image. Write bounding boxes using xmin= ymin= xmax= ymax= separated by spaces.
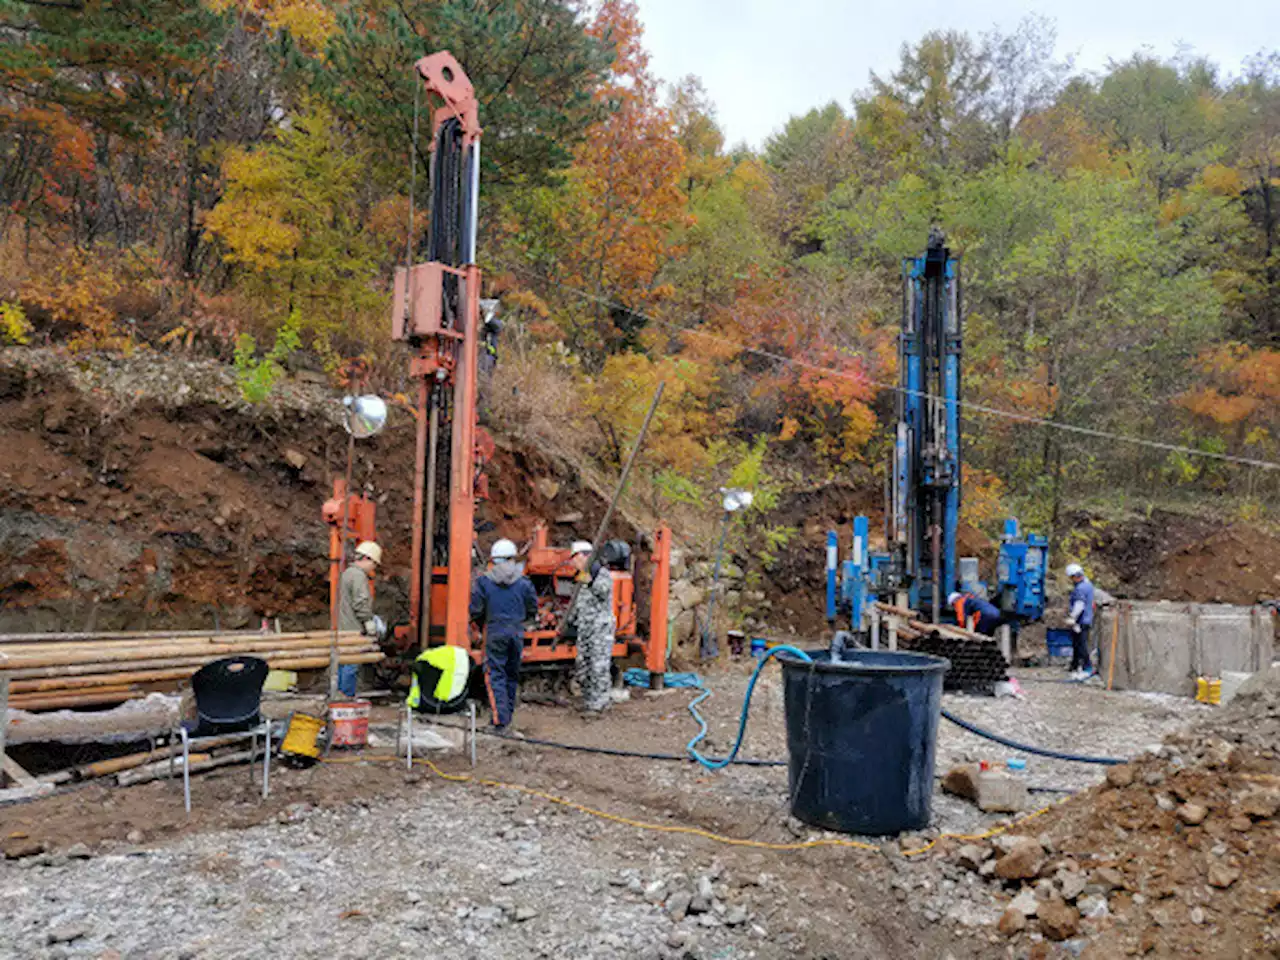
xmin=633 ymin=0 xmax=1280 ymax=148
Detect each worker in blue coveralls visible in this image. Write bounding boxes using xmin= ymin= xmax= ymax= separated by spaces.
xmin=1064 ymin=563 xmax=1096 ymax=680
xmin=470 ymin=538 xmax=538 ymax=732
xmin=947 ymin=590 xmax=1005 ymax=637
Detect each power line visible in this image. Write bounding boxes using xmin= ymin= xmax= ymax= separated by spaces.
xmin=499 ymin=262 xmax=1280 ymax=472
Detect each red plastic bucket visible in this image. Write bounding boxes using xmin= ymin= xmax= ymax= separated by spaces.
xmin=328 ymin=700 xmax=371 ymax=748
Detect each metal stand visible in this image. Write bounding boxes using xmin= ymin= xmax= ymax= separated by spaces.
xmin=177 ymin=723 xmax=271 ymax=815
xmin=404 ymin=701 xmax=414 ymax=771
xmin=998 ymin=624 xmax=1013 ymax=664
xmin=468 ymin=701 xmax=477 ymax=768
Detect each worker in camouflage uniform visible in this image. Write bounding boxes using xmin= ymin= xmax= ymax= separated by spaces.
xmin=567 ymin=541 xmax=615 ymax=715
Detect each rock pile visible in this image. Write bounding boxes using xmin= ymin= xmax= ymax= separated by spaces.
xmin=956 ymin=664 xmax=1280 ymax=957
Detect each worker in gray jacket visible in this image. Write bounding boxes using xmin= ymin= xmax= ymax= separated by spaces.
xmin=1065 ymin=562 xmax=1096 ymax=680
xmin=337 ymin=541 xmax=382 ymax=696
xmin=566 ymin=541 xmax=615 ymax=715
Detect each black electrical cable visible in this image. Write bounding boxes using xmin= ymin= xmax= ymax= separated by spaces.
xmin=428 ymin=716 xmax=786 ymax=767
xmin=426 ymin=714 xmax=1089 ymax=791
xmin=941 ymin=709 xmax=1124 ymax=765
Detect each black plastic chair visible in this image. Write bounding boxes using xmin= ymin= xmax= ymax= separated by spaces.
xmin=172 ymin=656 xmax=272 ymax=812
xmin=187 ymin=656 xmax=270 ymax=734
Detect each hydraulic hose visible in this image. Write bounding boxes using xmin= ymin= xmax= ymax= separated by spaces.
xmin=940 ymin=708 xmax=1124 ymax=765
xmin=488 ymin=727 xmax=784 ymax=767
xmin=685 ymin=644 xmax=812 ymax=770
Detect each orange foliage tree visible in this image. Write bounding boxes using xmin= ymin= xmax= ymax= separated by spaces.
xmin=708 ymin=269 xmax=879 ymax=465
xmin=1177 ymin=343 xmax=1280 ymax=450
xmin=501 ymin=0 xmax=688 ymax=359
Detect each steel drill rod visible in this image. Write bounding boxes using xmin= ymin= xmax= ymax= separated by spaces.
xmin=420 ymin=384 xmax=441 ymax=650
xmin=555 ymin=382 xmax=665 ymax=640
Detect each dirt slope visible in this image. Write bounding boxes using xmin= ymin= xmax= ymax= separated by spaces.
xmin=0 ymin=348 xmax=623 ymax=634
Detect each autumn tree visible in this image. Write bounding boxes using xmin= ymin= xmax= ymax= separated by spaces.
xmin=203 ymin=103 xmax=383 ymax=340
xmin=320 ymin=0 xmax=612 ymax=207
xmin=500 ymin=0 xmax=687 ymax=359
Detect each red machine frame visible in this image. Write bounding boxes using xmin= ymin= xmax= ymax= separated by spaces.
xmin=324 ymin=51 xmax=670 ymax=685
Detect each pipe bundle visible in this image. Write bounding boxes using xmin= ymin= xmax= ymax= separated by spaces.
xmin=0 ymin=630 xmax=381 ymax=711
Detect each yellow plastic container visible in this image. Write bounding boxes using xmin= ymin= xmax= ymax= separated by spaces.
xmin=1195 ymin=677 xmax=1222 ymax=706
xmin=264 ymin=669 xmax=298 ymax=693
xmin=280 ymin=712 xmax=324 ymax=759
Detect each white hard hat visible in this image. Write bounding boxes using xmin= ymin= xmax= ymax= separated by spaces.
xmin=571 ymin=541 xmax=593 ymax=556
xmin=1065 ymin=563 xmax=1084 ymax=578
xmin=947 ymin=592 xmax=962 ymax=606
xmin=354 ymin=541 xmax=382 ymax=565
xmin=490 ymin=538 xmax=518 ymax=560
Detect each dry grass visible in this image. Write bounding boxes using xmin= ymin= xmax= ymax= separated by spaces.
xmin=487 ymin=330 xmax=590 ymax=467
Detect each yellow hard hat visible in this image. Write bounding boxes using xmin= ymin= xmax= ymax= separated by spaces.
xmin=354 ymin=541 xmax=382 ymax=565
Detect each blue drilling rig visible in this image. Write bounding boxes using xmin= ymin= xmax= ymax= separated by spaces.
xmin=826 ymin=230 xmax=1048 ymax=647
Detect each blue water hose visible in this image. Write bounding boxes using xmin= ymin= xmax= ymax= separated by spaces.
xmin=685 ymin=644 xmax=812 ymax=770
xmin=939 ymin=708 xmax=1123 ymax=765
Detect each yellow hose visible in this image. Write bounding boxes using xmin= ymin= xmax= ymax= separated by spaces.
xmin=323 ymin=754 xmax=1065 ymax=857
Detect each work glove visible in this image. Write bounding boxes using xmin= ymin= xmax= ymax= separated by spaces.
xmin=362 ymin=619 xmax=377 ymax=637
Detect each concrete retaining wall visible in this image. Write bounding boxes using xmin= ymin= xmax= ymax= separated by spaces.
xmin=1097 ymin=602 xmax=1274 ymax=696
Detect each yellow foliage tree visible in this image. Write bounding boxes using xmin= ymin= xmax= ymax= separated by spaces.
xmin=204 ymin=103 xmax=383 ymax=339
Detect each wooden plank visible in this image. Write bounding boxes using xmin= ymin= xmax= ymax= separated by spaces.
xmin=2 ymin=753 xmax=38 ymax=788
xmin=3 ymin=645 xmax=373 ymax=680
xmin=9 ymin=647 xmax=381 ymax=693
xmin=9 ymin=690 xmax=146 ymax=711
xmin=0 ymin=636 xmax=369 ymax=671
xmin=0 ymin=632 xmax=364 ymax=658
xmin=118 ymin=750 xmax=252 ymax=787
xmin=0 ymin=628 xmax=271 ymax=645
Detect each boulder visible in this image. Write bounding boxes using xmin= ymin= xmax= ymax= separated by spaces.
xmin=1208 ymin=862 xmax=1240 ymax=889
xmin=1090 ymin=866 xmax=1124 ymax=892
xmin=941 ymin=764 xmax=980 ymax=801
xmin=994 ymin=840 xmax=1046 ymax=881
xmin=955 ymin=844 xmax=991 ymax=872
xmin=997 ymin=908 xmax=1027 ymax=937
xmin=1056 ymin=868 xmax=1087 ymax=902
xmin=672 ymin=581 xmax=706 ymax=613
xmin=1177 ymin=803 xmax=1208 ymax=826
xmin=1105 ymin=764 xmax=1135 ymax=789
xmin=1036 ymin=898 xmax=1080 ymax=941
xmin=1238 ymin=790 xmax=1279 ymax=821
xmin=1009 ymin=888 xmax=1039 ymax=918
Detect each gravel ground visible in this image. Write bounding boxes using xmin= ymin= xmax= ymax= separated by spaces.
xmin=2 ymin=787 xmax=774 ymax=960
xmin=1 ymin=772 xmax=961 ymax=960
xmin=0 ymin=662 xmax=1209 ymax=959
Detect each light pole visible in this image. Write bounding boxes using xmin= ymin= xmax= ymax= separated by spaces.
xmin=330 ymin=394 xmax=388 ymax=699
xmin=699 ymin=487 xmax=753 ymax=660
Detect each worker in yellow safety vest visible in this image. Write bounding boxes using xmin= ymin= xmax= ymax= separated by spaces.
xmin=407 ymin=643 xmax=472 ymax=712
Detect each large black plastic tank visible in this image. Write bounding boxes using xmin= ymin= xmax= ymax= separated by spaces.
xmin=779 ymin=648 xmax=949 ymax=835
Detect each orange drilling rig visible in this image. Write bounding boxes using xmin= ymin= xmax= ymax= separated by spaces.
xmin=323 ymin=51 xmax=671 ymax=691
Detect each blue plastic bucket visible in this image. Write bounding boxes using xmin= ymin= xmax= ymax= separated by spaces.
xmin=750 ymin=638 xmax=767 ymax=659
xmin=1046 ymin=628 xmax=1073 ymax=658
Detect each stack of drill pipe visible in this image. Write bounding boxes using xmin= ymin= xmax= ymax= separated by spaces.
xmin=873 ymin=605 xmax=1008 ymax=693
xmin=897 ymin=626 xmax=1009 ymax=693
xmin=0 ymin=630 xmax=382 ymax=711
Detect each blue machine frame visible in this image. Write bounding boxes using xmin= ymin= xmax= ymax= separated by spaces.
xmin=825 ymin=231 xmax=1048 ymax=633
xmin=893 ymin=234 xmax=961 ymax=619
